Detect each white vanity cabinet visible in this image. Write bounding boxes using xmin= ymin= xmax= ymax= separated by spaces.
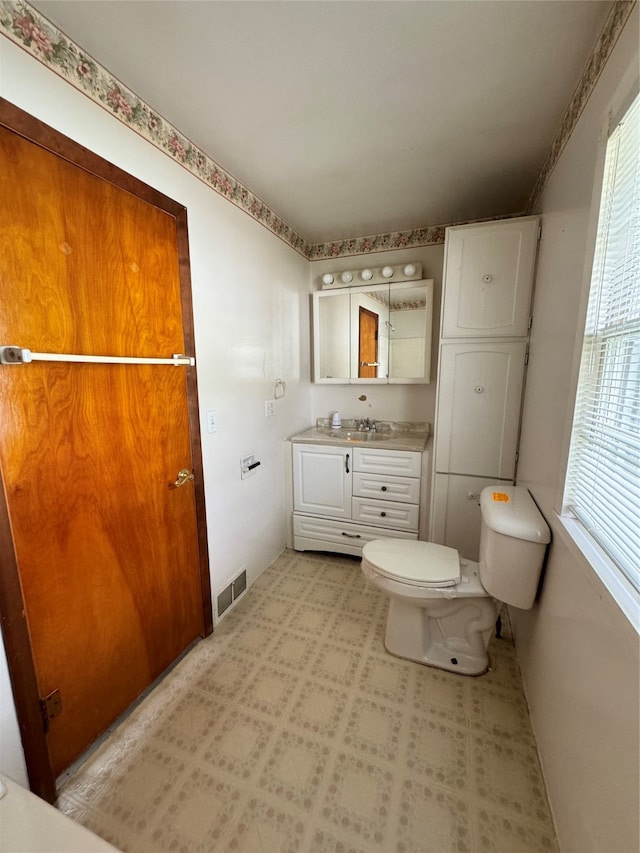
xmin=293 ymin=444 xmax=422 ymax=556
xmin=431 ymin=216 xmax=539 ymax=560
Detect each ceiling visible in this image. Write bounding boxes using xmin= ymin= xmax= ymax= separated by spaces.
xmin=31 ymin=1 xmax=612 ymax=245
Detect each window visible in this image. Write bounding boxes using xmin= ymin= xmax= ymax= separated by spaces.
xmin=562 ymin=92 xmax=640 ymax=595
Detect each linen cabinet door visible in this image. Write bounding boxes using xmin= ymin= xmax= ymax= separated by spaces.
xmin=434 ymin=341 xmax=527 ymax=480
xmin=442 ymin=217 xmax=538 ymax=338
xmin=431 ymin=473 xmax=510 ymax=561
xmin=292 ymin=444 xmax=352 ymax=518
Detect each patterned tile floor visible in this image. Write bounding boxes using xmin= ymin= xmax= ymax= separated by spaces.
xmin=57 ymin=549 xmax=558 ymax=852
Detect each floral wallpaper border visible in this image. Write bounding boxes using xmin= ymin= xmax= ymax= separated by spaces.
xmin=0 ymin=0 xmax=310 ymax=257
xmin=526 ymin=0 xmax=636 ymax=210
xmin=0 ymin=0 xmax=635 ymax=260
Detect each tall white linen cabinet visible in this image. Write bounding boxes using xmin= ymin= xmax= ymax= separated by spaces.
xmin=430 ymin=216 xmax=540 ymax=560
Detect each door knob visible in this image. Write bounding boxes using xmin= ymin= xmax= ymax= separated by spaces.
xmin=173 ymin=468 xmax=195 ymax=488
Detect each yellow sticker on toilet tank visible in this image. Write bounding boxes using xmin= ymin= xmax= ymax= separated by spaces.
xmin=493 ymin=492 xmax=510 ymax=502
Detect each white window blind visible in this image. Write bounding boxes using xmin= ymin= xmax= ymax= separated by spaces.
xmin=563 ymin=92 xmax=640 ymax=591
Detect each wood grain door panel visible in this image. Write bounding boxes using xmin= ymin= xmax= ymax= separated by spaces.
xmin=358 ymin=307 xmax=378 ymax=379
xmin=0 ymin=363 xmax=202 ymax=775
xmin=1 ymin=127 xmax=185 ymax=357
xmin=0 ymin=113 xmax=208 ymax=781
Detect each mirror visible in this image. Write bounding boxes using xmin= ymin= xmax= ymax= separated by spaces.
xmin=314 ymin=289 xmax=350 ymax=382
xmin=313 ymin=280 xmax=433 ymax=384
xmin=388 ymin=281 xmax=433 ymax=383
xmin=350 ymin=283 xmax=390 ymax=382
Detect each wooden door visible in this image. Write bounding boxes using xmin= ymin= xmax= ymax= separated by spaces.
xmin=358 ymin=307 xmax=379 ymax=378
xmin=0 ymin=103 xmax=211 ymax=793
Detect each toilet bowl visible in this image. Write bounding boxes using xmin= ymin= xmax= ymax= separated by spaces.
xmin=361 ymin=485 xmax=550 ymax=675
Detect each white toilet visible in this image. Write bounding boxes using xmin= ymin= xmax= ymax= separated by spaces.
xmin=361 ymin=485 xmax=550 ymax=675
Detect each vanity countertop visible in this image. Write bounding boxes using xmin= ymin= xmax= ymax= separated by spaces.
xmin=290 ymin=420 xmax=430 ymax=453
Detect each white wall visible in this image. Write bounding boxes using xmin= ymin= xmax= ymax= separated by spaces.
xmin=310 ymin=245 xmax=444 ymax=428
xmin=0 ymin=36 xmax=311 ymax=783
xmin=514 ymin=7 xmax=639 ymax=852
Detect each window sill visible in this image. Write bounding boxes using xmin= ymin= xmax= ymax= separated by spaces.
xmin=555 ymin=513 xmax=640 ymax=633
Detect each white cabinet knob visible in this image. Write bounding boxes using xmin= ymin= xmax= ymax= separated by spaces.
xmin=482 ymin=274 xmax=493 ymax=283
xmin=475 ymin=385 xmax=485 ymax=393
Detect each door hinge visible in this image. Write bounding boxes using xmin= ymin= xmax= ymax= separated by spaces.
xmin=528 ymin=315 xmax=533 ymax=331
xmin=40 ymin=689 xmax=62 ymax=733
xmin=537 ymin=225 xmax=542 ymax=241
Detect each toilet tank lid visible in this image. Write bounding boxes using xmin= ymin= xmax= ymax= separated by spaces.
xmin=480 ymin=486 xmax=551 ymax=544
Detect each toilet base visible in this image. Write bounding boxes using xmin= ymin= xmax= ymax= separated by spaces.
xmin=384 ymin=595 xmax=499 ymax=676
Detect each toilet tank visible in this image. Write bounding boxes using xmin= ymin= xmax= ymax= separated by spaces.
xmin=478 ymin=486 xmax=550 ymax=609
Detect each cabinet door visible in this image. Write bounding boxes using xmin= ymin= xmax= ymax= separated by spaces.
xmin=292 ymin=444 xmax=352 ymax=518
xmin=435 ymin=341 xmax=527 ymax=479
xmin=313 ymin=290 xmax=351 ymax=382
xmin=388 ymin=280 xmax=434 ymax=384
xmin=312 ymin=280 xmax=434 ymax=385
xmin=442 ymin=217 xmax=538 ymax=338
xmin=431 ymin=474 xmax=511 ymax=561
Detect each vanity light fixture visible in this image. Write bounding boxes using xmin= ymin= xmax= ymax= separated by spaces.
xmin=319 ymin=262 xmax=422 ymax=289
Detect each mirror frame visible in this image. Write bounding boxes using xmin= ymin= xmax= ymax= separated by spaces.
xmin=312 ymin=279 xmax=434 ymax=384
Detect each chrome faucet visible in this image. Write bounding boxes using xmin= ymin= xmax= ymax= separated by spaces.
xmin=358 ymin=418 xmax=377 ymax=432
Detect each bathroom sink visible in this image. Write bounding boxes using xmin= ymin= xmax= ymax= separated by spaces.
xmin=341 ymin=431 xmax=391 ymax=442
xmin=290 ymin=424 xmax=429 ymax=452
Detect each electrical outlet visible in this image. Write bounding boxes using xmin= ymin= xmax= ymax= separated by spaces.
xmin=206 ymin=410 xmax=218 ymax=433
xmin=265 ymin=400 xmax=275 ymax=418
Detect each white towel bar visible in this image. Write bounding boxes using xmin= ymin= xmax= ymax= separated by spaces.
xmin=0 ymin=346 xmax=195 ymax=367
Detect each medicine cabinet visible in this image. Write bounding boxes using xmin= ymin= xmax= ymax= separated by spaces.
xmin=312 ymin=279 xmax=434 ymax=384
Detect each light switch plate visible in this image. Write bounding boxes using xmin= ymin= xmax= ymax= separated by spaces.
xmin=206 ymin=410 xmax=218 ymax=433
xmin=265 ymin=400 xmax=275 ymax=418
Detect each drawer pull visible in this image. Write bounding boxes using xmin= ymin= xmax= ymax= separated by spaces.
xmin=345 ymin=453 xmax=350 ymax=474
xmin=381 ymin=486 xmax=387 ymax=492
xmin=380 ymin=511 xmax=386 ymax=517
xmin=341 ymin=532 xmax=361 ymax=539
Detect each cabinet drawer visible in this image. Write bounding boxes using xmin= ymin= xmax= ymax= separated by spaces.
xmin=293 ymin=513 xmax=417 ymax=557
xmin=353 ymin=447 xmax=422 ymax=478
xmin=352 ymin=471 xmax=420 ymax=504
xmin=351 ymin=497 xmax=419 ymax=531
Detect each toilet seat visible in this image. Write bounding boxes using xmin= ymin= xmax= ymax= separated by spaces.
xmin=362 ymin=539 xmax=462 ymax=588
